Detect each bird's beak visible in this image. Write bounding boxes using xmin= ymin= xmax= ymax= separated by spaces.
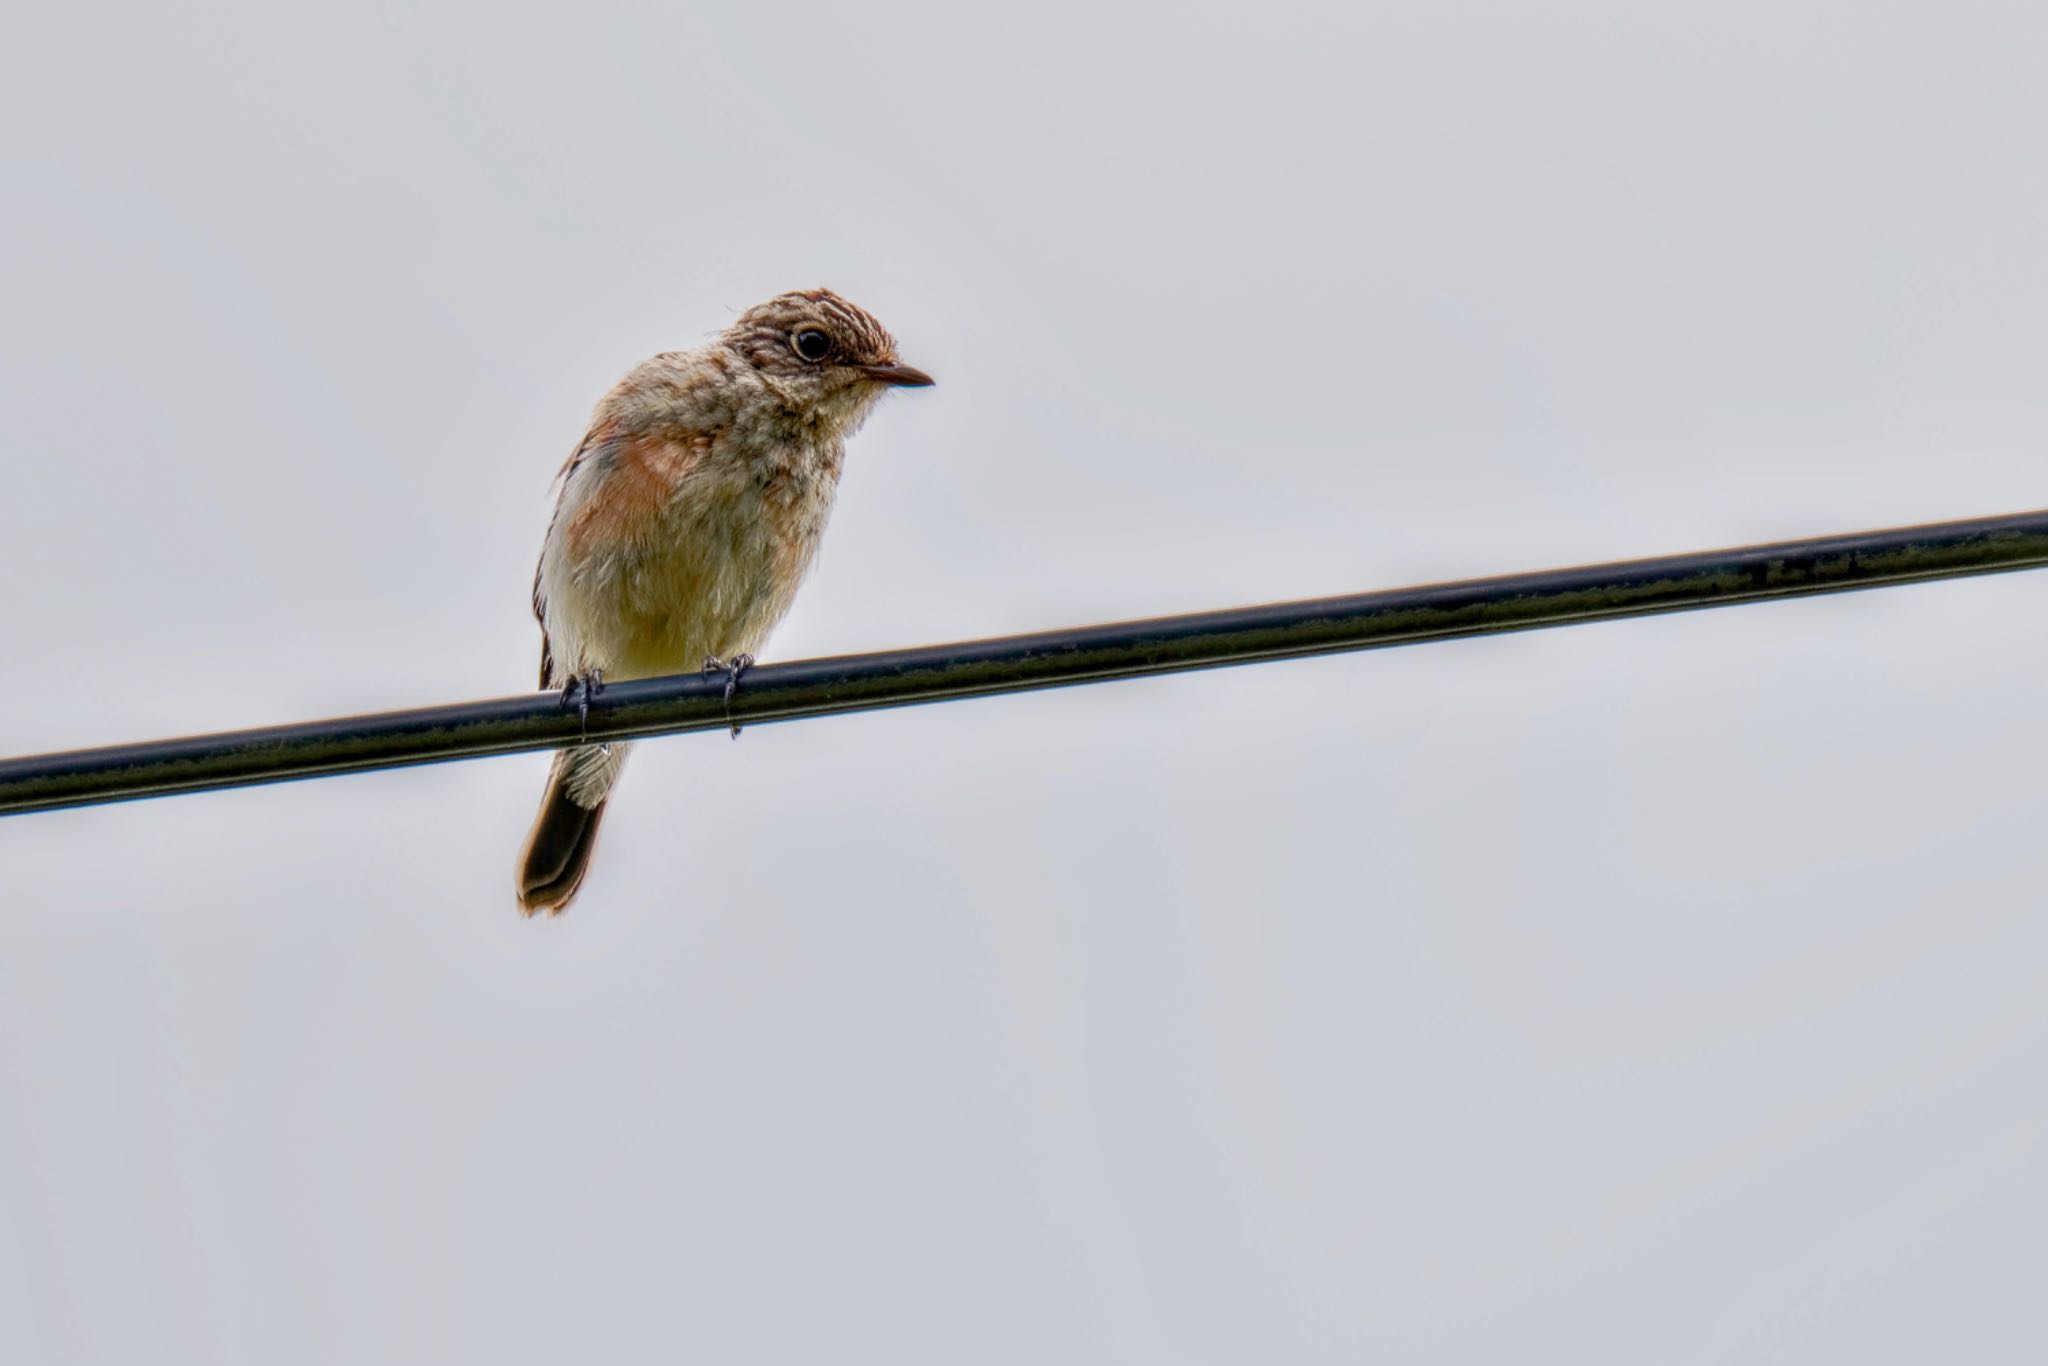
xmin=858 ymin=362 xmax=936 ymax=388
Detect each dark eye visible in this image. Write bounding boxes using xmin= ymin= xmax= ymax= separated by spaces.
xmin=792 ymin=328 xmax=831 ymax=362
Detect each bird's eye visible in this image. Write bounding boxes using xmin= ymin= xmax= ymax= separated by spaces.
xmin=792 ymin=328 xmax=831 ymax=362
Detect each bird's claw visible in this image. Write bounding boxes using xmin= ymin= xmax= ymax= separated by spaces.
xmin=701 ymin=654 xmax=754 ymax=738
xmin=559 ymin=669 xmax=605 ymax=737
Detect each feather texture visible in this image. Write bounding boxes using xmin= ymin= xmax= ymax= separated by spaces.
xmin=516 ymin=289 xmax=929 ymax=913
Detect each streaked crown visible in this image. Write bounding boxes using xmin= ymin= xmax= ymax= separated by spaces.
xmin=726 ymin=288 xmax=903 ymax=373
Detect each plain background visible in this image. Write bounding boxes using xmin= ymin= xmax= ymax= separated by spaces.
xmin=5 ymin=2 xmax=2047 ymax=1360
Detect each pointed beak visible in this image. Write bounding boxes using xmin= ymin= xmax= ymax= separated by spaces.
xmin=857 ymin=362 xmax=935 ymax=388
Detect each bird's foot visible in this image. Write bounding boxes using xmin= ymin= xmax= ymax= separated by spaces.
xmin=559 ymin=669 xmax=605 ymax=736
xmin=701 ymin=654 xmax=754 ymax=739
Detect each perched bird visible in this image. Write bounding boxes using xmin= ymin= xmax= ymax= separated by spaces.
xmin=517 ymin=289 xmax=933 ymax=914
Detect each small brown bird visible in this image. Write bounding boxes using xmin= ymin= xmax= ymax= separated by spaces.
xmin=517 ymin=289 xmax=933 ymax=913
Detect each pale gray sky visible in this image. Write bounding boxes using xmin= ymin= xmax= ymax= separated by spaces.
xmin=4 ymin=2 xmax=2048 ymax=1361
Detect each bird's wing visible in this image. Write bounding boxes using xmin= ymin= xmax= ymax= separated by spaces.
xmin=531 ymin=417 xmax=720 ymax=688
xmin=533 ymin=424 xmax=614 ymax=689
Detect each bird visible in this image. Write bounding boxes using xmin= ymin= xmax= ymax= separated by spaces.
xmin=517 ymin=289 xmax=933 ymax=914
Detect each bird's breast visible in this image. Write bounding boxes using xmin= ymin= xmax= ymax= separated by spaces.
xmin=589 ymin=437 xmax=842 ymax=676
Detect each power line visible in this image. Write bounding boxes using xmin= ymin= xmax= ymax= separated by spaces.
xmin=6 ymin=507 xmax=2047 ymax=817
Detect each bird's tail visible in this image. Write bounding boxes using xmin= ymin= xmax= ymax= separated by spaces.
xmin=516 ymin=741 xmax=631 ymax=915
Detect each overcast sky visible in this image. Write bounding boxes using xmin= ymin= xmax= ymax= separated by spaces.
xmin=5 ymin=2 xmax=2048 ymax=1361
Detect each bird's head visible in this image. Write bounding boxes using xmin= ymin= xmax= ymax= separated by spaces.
xmin=724 ymin=289 xmax=933 ymax=432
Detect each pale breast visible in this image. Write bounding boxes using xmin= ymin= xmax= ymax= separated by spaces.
xmin=549 ymin=429 xmax=843 ymax=681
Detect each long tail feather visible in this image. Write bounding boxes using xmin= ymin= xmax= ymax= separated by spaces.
xmin=516 ymin=744 xmax=628 ymax=914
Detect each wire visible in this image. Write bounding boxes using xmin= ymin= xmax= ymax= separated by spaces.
xmin=5 ymin=507 xmax=2047 ymax=817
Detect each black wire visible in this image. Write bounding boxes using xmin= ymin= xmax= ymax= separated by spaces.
xmin=6 ymin=507 xmax=2047 ymax=816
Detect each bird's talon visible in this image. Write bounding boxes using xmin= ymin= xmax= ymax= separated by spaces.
xmin=559 ymin=670 xmax=604 ymax=737
xmin=711 ymin=653 xmax=753 ymax=738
